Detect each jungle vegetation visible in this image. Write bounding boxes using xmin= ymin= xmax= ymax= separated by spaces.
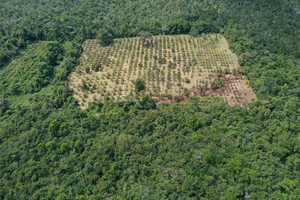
xmin=0 ymin=0 xmax=299 ymax=199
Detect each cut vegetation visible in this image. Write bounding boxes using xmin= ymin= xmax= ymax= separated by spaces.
xmin=69 ymin=34 xmax=257 ymax=108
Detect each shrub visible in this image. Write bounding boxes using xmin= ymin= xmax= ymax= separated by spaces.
xmin=158 ymin=58 xmax=167 ymax=64
xmin=211 ymin=77 xmax=225 ymax=90
xmin=185 ymin=77 xmax=191 ymax=83
xmin=138 ymin=31 xmax=153 ymax=47
xmin=134 ymin=78 xmax=145 ymax=93
xmin=85 ymin=67 xmax=90 ymax=73
xmin=81 ymin=81 xmax=89 ymax=91
xmin=92 ymin=61 xmax=102 ymax=71
xmin=138 ymin=95 xmax=156 ymax=110
xmin=183 ymin=88 xmax=189 ymax=96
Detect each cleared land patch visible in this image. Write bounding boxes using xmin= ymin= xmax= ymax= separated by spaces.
xmin=69 ymin=34 xmax=257 ymax=108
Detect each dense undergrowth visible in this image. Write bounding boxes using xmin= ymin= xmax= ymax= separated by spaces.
xmin=0 ymin=0 xmax=299 ymax=199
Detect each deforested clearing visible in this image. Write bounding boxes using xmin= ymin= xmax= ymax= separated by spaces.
xmin=69 ymin=34 xmax=257 ymax=108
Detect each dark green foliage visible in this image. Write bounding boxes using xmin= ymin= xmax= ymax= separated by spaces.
xmin=134 ymin=78 xmax=145 ymax=93
xmin=0 ymin=98 xmax=7 ymax=116
xmin=0 ymin=42 xmax=60 ymax=95
xmin=137 ymin=95 xmax=157 ymax=110
xmin=48 ymin=120 xmax=60 ymax=137
xmin=97 ymin=29 xmax=114 ymax=46
xmin=0 ymin=0 xmax=299 ymax=199
xmin=185 ymin=114 xmax=201 ymax=130
xmin=211 ymin=77 xmax=225 ymax=90
xmin=45 ymin=42 xmax=62 ymax=66
xmin=85 ymin=67 xmax=90 ymax=73
xmin=81 ymin=81 xmax=89 ymax=91
xmin=183 ymin=88 xmax=189 ymax=96
xmin=1 ymin=97 xmax=299 ymax=199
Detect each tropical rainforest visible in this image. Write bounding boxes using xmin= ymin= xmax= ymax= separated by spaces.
xmin=0 ymin=0 xmax=299 ymax=199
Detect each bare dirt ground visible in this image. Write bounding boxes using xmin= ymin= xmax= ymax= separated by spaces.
xmin=69 ymin=34 xmax=257 ymax=108
xmin=155 ymin=74 xmax=257 ymax=107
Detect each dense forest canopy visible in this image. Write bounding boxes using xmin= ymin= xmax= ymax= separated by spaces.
xmin=0 ymin=0 xmax=299 ymax=199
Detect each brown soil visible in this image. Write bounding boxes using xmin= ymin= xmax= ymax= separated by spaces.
xmin=69 ymin=34 xmax=257 ymax=109
xmin=155 ymin=74 xmax=257 ymax=107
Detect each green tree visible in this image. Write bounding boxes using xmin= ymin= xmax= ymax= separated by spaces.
xmin=138 ymin=31 xmax=153 ymax=47
xmin=92 ymin=61 xmax=102 ymax=71
xmin=45 ymin=141 xmax=56 ymax=153
xmin=134 ymin=78 xmax=145 ymax=93
xmin=138 ymin=95 xmax=156 ymax=110
xmin=211 ymin=77 xmax=225 ymax=90
xmin=48 ymin=120 xmax=60 ymax=137
xmin=189 ymin=26 xmax=199 ymax=37
xmin=45 ymin=42 xmax=62 ymax=66
xmin=97 ymin=29 xmax=114 ymax=46
xmin=0 ymin=98 xmax=7 ymax=115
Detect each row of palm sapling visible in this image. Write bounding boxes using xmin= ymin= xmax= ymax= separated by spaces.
xmin=69 ymin=33 xmax=238 ymax=107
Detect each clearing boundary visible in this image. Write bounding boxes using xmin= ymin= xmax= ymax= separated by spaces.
xmin=69 ymin=34 xmax=257 ymax=108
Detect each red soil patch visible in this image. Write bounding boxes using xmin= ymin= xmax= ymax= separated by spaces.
xmin=155 ymin=74 xmax=257 ymax=107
